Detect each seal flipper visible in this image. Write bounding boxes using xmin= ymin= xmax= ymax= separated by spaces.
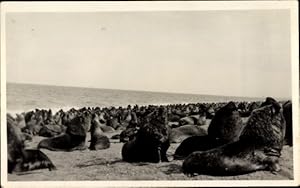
xmin=22 ymin=149 xmax=56 ymax=171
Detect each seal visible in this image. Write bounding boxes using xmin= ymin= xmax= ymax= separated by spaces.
xmin=173 ymin=135 xmax=222 ymax=160
xmin=174 ymin=101 xmax=245 ymax=158
xmin=122 ymin=108 xmax=170 ymax=163
xmin=182 ymin=97 xmax=286 ymax=176
xmin=282 ymin=100 xmax=292 ymax=146
xmin=182 ymin=139 xmax=280 ymax=176
xmin=89 ymin=114 xmax=110 ymax=150
xmin=7 ymin=114 xmax=56 ymax=173
xmin=207 ymin=101 xmax=244 ymax=143
xmin=38 ymin=115 xmax=87 ymax=151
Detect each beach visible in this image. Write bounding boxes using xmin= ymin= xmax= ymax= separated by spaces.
xmin=6 ymin=83 xmax=294 ymax=181
xmin=8 ymin=128 xmax=294 ymax=181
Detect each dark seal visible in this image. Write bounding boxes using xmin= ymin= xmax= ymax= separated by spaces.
xmin=89 ymin=114 xmax=110 ymax=150
xmin=174 ymin=101 xmax=244 ymax=159
xmin=38 ymin=115 xmax=88 ymax=151
xmin=182 ymin=97 xmax=286 ymax=176
xmin=282 ymin=100 xmax=292 ymax=146
xmin=207 ymin=101 xmax=244 ymax=143
xmin=7 ymin=114 xmax=56 ymax=173
xmin=121 ymin=108 xmax=170 ymax=163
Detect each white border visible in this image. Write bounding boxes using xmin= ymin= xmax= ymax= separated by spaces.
xmin=1 ymin=1 xmax=299 ymax=187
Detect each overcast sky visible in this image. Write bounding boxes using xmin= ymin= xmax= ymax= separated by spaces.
xmin=6 ymin=10 xmax=291 ymax=98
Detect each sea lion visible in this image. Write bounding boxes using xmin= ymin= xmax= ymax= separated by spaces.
xmin=174 ymin=102 xmax=244 ymax=158
xmin=182 ymin=97 xmax=286 ymax=176
xmin=122 ymin=108 xmax=170 ymax=163
xmin=207 ymin=101 xmax=244 ymax=143
xmin=38 ymin=115 xmax=87 ymax=151
xmin=89 ymin=114 xmax=110 ymax=150
xmin=7 ymin=114 xmax=56 ymax=173
xmin=240 ymin=97 xmax=285 ymax=148
xmin=182 ymin=139 xmax=280 ymax=176
xmin=283 ymin=100 xmax=292 ymax=146
xmin=173 ymin=135 xmax=222 ymax=160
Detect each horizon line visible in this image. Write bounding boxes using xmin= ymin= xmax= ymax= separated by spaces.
xmin=6 ymin=81 xmax=290 ymax=101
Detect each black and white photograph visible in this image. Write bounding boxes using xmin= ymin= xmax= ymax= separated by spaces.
xmin=1 ymin=1 xmax=299 ymax=187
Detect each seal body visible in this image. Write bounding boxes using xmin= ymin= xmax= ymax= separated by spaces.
xmin=122 ymin=108 xmax=170 ymax=163
xmin=7 ymin=115 xmax=56 ymax=173
xmin=283 ymin=100 xmax=292 ymax=146
xmin=182 ymin=140 xmax=279 ymax=176
xmin=174 ymin=101 xmax=244 ymax=158
xmin=89 ymin=114 xmax=110 ymax=150
xmin=38 ymin=133 xmax=86 ymax=151
xmin=174 ymin=135 xmax=222 ymax=160
xmin=38 ymin=116 xmax=87 ymax=151
xmin=182 ymin=97 xmax=286 ymax=176
xmin=208 ymin=101 xmax=244 ymax=143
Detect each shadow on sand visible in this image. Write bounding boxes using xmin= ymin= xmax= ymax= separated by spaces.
xmin=160 ymin=163 xmax=182 ymax=175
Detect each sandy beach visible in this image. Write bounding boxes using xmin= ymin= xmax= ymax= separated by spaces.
xmin=8 ymin=126 xmax=294 ymax=181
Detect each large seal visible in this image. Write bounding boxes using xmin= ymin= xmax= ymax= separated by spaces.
xmin=7 ymin=114 xmax=56 ymax=173
xmin=174 ymin=101 xmax=244 ymax=159
xmin=38 ymin=115 xmax=88 ymax=151
xmin=173 ymin=135 xmax=221 ymax=160
xmin=122 ymin=108 xmax=170 ymax=163
xmin=207 ymin=101 xmax=244 ymax=143
xmin=89 ymin=114 xmax=110 ymax=150
xmin=182 ymin=97 xmax=286 ymax=176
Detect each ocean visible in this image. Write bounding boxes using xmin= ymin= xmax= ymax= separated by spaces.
xmin=6 ymin=83 xmax=264 ymax=114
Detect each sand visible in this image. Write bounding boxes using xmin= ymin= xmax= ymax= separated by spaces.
xmin=8 ymin=129 xmax=294 ymax=181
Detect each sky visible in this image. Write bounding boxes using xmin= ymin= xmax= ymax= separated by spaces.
xmin=5 ymin=10 xmax=291 ymax=98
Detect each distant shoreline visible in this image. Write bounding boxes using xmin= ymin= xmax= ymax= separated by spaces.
xmin=7 ymin=82 xmax=281 ymax=101
xmin=6 ymin=82 xmax=291 ymax=115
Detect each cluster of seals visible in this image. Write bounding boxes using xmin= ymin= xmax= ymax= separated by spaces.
xmin=7 ymin=114 xmax=56 ymax=173
xmin=121 ymin=108 xmax=171 ymax=163
xmin=7 ymin=97 xmax=292 ymax=176
xmin=182 ymin=97 xmax=286 ymax=176
xmin=174 ymin=101 xmax=244 ymax=159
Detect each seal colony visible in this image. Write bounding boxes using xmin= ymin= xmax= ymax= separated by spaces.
xmin=7 ymin=97 xmax=293 ymax=177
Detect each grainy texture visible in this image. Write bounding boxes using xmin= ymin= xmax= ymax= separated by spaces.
xmin=8 ymin=128 xmax=293 ymax=181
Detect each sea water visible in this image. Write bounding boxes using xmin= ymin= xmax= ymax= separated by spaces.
xmin=6 ymin=83 xmax=264 ymax=114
